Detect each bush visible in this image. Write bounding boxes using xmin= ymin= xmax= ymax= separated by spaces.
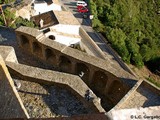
xmin=90 ymin=0 xmax=160 ymax=68
xmin=15 ymin=17 xmax=36 ymax=28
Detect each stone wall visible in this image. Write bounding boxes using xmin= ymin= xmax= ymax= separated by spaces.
xmin=6 ymin=61 xmax=105 ymax=113
xmin=0 ymin=46 xmax=18 ymax=63
xmin=0 ymin=55 xmax=29 ymax=119
xmin=15 ymin=26 xmax=134 ymax=105
xmin=141 ymin=80 xmax=160 ymax=95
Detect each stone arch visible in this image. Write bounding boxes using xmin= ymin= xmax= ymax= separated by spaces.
xmin=20 ymin=35 xmax=29 ymax=48
xmin=108 ymin=81 xmax=123 ymax=95
xmin=48 ymin=35 xmax=55 ymax=40
xmin=91 ymin=71 xmax=108 ymax=95
xmin=75 ymin=63 xmax=90 ymax=83
xmin=32 ymin=42 xmax=42 ymax=56
xmin=59 ymin=56 xmax=72 ymax=73
xmin=45 ymin=48 xmax=56 ymax=62
xmin=108 ymin=80 xmax=125 ymax=104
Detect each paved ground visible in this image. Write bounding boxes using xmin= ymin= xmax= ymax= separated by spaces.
xmin=15 ymin=79 xmax=91 ymax=118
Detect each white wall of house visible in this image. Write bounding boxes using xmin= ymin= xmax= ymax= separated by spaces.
xmin=50 ymin=24 xmax=80 ymax=35
xmin=45 ymin=32 xmax=81 ymax=46
xmin=33 ymin=3 xmax=62 ymax=15
xmin=16 ymin=7 xmax=31 ymax=20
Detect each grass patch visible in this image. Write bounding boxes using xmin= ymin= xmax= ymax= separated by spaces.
xmin=146 ymin=77 xmax=160 ymax=88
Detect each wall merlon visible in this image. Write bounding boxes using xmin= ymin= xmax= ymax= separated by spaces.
xmin=0 ymin=46 xmax=18 ymax=63
xmin=16 ymin=26 xmax=42 ymax=38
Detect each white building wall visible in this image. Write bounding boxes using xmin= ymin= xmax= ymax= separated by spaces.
xmin=34 ymin=3 xmax=62 ymax=15
xmin=51 ymin=24 xmax=80 ymax=35
xmin=45 ymin=32 xmax=80 ymax=46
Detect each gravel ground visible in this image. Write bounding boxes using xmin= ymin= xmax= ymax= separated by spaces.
xmin=15 ymin=79 xmax=90 ymax=118
xmin=0 ymin=27 xmax=93 ymax=118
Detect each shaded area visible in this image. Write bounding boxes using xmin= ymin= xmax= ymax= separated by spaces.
xmin=138 ymin=85 xmax=160 ymax=107
xmin=59 ymin=56 xmax=72 ymax=73
xmin=89 ymin=71 xmax=114 ymax=112
xmin=32 ymin=42 xmax=42 ymax=56
xmin=15 ymin=79 xmax=91 ymax=118
xmin=76 ymin=63 xmax=90 ymax=83
xmin=91 ymin=71 xmax=107 ymax=95
xmin=44 ymin=0 xmax=53 ymax=5
xmin=120 ymin=83 xmax=160 ymax=109
xmin=145 ymin=58 xmax=160 ymax=76
xmin=20 ymin=35 xmax=30 ymax=49
xmin=45 ymin=48 xmax=56 ymax=63
xmin=31 ymin=11 xmax=59 ymax=29
xmin=0 ymin=27 xmax=55 ymax=70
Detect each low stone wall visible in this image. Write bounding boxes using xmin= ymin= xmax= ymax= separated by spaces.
xmin=0 ymin=55 xmax=29 ymax=119
xmin=79 ymin=27 xmax=105 ymax=59
xmin=110 ymin=80 xmax=143 ymax=110
xmin=141 ymin=80 xmax=160 ymax=95
xmin=6 ymin=61 xmax=105 ymax=113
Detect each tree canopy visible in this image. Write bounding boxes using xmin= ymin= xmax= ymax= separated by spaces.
xmin=90 ymin=0 xmax=160 ymax=68
xmin=0 ymin=7 xmax=36 ymax=28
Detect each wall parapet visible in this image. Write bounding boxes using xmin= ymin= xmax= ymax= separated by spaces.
xmin=6 ymin=61 xmax=105 ymax=113
xmin=15 ymin=26 xmax=137 ymax=108
xmin=109 ymin=79 xmax=143 ymax=110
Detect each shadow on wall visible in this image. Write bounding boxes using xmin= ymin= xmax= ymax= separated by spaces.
xmin=120 ymin=78 xmax=137 ymax=88
xmin=138 ymin=83 xmax=160 ymax=107
xmin=59 ymin=56 xmax=72 ymax=73
xmin=75 ymin=63 xmax=90 ymax=84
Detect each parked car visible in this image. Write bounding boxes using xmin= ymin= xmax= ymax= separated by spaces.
xmin=76 ymin=1 xmax=87 ymax=6
xmin=77 ymin=6 xmax=88 ymax=13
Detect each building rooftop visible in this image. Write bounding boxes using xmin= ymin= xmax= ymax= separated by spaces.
xmin=53 ymin=11 xmax=80 ymax=25
xmin=31 ymin=11 xmax=59 ymax=29
xmin=31 ymin=10 xmax=79 ymax=29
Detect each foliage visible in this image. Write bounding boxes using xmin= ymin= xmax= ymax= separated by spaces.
xmin=0 ymin=0 xmax=15 ymax=4
xmin=146 ymin=77 xmax=160 ymax=88
xmin=0 ymin=7 xmax=15 ymax=27
xmin=90 ymin=0 xmax=160 ymax=68
xmin=15 ymin=17 xmax=36 ymax=28
xmin=0 ymin=7 xmax=36 ymax=28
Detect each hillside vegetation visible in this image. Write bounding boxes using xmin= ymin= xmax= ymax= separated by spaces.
xmin=90 ymin=0 xmax=160 ymax=68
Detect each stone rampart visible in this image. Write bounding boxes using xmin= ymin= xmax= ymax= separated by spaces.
xmin=0 ymin=55 xmax=29 ymax=119
xmin=15 ymin=26 xmax=135 ymax=105
xmin=6 ymin=61 xmax=105 ymax=113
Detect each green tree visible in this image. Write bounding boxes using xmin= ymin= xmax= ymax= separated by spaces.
xmin=1 ymin=7 xmax=16 ymax=27
xmin=15 ymin=17 xmax=35 ymax=28
xmin=90 ymin=0 xmax=160 ymax=68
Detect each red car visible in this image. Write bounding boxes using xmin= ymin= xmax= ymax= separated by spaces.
xmin=77 ymin=6 xmax=88 ymax=13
